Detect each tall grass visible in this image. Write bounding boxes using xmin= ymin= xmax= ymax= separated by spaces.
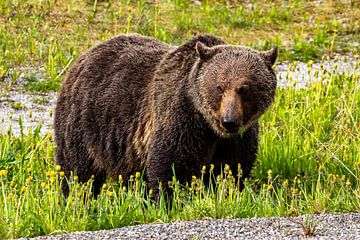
xmin=0 ymin=57 xmax=359 ymax=238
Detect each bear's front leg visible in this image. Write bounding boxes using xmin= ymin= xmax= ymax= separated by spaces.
xmin=146 ymin=124 xmax=216 ymax=201
xmin=212 ymin=122 xmax=259 ymax=190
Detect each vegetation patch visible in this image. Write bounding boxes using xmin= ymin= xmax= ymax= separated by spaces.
xmin=0 ymin=58 xmax=359 ymax=238
xmin=0 ymin=0 xmax=359 ymax=92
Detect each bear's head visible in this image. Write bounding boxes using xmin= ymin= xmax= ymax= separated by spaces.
xmin=191 ymin=42 xmax=278 ymax=138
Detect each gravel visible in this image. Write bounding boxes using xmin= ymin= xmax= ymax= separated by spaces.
xmin=27 ymin=213 xmax=360 ymax=240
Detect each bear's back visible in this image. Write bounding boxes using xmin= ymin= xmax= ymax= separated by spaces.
xmin=54 ymin=35 xmax=172 ymax=180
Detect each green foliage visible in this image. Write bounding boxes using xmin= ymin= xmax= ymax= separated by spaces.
xmin=0 ymin=0 xmax=359 ymax=92
xmin=1 ymin=58 xmax=359 ymax=238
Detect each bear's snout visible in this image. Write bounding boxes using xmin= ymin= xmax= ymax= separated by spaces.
xmin=221 ymin=117 xmax=239 ymax=133
xmin=219 ymin=91 xmax=242 ymax=133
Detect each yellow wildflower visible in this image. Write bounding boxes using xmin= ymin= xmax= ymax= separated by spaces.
xmin=21 ymin=186 xmax=27 ymax=193
xmin=55 ymin=165 xmax=61 ymax=171
xmin=25 ymin=176 xmax=32 ymax=185
xmin=0 ymin=169 xmax=8 ymax=177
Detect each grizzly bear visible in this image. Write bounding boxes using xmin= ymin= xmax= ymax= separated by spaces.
xmin=54 ymin=34 xmax=277 ymax=197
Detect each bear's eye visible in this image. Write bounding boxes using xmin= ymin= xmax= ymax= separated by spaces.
xmin=216 ymin=86 xmax=224 ymax=94
xmin=238 ymin=85 xmax=249 ymax=97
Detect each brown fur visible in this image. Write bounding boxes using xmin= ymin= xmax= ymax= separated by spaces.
xmin=54 ymin=34 xmax=278 ymax=197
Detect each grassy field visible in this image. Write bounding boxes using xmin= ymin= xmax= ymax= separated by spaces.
xmin=0 ymin=0 xmax=360 ymax=238
xmin=1 ymin=0 xmax=359 ymax=92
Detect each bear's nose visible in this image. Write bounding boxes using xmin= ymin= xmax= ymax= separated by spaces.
xmin=221 ymin=118 xmax=238 ymax=132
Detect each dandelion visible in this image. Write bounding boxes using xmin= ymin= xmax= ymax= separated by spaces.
xmin=50 ymin=176 xmax=56 ymax=183
xmin=41 ymin=182 xmax=46 ymax=189
xmin=0 ymin=169 xmax=8 ymax=177
xmin=47 ymin=131 xmax=53 ymax=140
xmin=318 ymin=165 xmax=325 ymax=171
xmin=224 ymin=164 xmax=230 ymax=175
xmin=60 ymin=171 xmax=65 ymax=177
xmin=48 ymin=171 xmax=56 ymax=178
xmin=149 ymin=189 xmax=153 ymax=196
xmin=135 ymin=172 xmax=141 ymax=179
xmin=237 ymin=164 xmax=243 ymax=178
xmin=21 ymin=186 xmax=27 ymax=193
xmin=118 ymin=175 xmax=123 ymax=183
xmin=74 ymin=175 xmax=79 ymax=181
xmin=210 ymin=164 xmax=214 ymax=171
xmin=267 ymin=169 xmax=273 ymax=179
xmin=25 ymin=176 xmax=32 ymax=185
xmin=55 ymin=165 xmax=61 ymax=171
xmin=87 ymin=178 xmax=93 ymax=186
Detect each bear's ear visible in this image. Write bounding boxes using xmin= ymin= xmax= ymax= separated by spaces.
xmin=260 ymin=47 xmax=278 ymax=67
xmin=195 ymin=42 xmax=215 ymax=60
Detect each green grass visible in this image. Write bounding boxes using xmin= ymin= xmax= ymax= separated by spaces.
xmin=0 ymin=58 xmax=359 ymax=238
xmin=0 ymin=0 xmax=359 ymax=92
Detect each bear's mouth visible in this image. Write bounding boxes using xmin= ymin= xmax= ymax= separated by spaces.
xmin=219 ymin=124 xmax=241 ymax=135
xmin=224 ymin=127 xmax=240 ymax=134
